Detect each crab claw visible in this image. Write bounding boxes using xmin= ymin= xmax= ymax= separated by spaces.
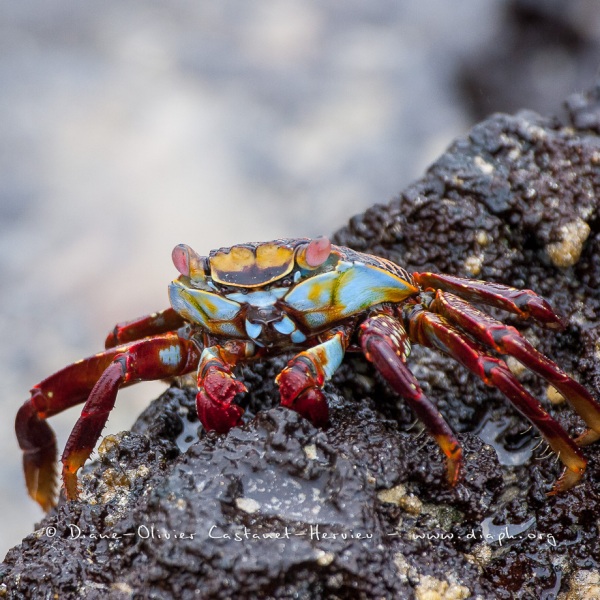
xmin=285 ymin=387 xmax=329 ymax=427
xmin=196 ymin=367 xmax=246 ymax=433
xmin=277 ymin=357 xmax=329 ymax=427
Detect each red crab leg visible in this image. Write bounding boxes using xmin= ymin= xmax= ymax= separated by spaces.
xmin=16 ymin=332 xmax=200 ymax=509
xmin=196 ymin=340 xmax=260 ymax=433
xmin=413 ymin=272 xmax=565 ymax=329
xmin=105 ymin=308 xmax=186 ymax=348
xmin=359 ymin=311 xmax=463 ymax=485
xmin=408 ymin=307 xmax=587 ymax=493
xmin=15 ymin=401 xmax=57 ymax=512
xmin=17 ymin=345 xmax=149 ymax=510
xmin=430 ymin=291 xmax=600 ymax=446
xmin=276 ymin=326 xmax=352 ymax=427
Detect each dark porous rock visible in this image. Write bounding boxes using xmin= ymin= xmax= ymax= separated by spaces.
xmin=3 ymin=89 xmax=600 ymax=599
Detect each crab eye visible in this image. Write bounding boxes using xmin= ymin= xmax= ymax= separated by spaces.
xmin=172 ymin=244 xmax=208 ymax=278
xmin=172 ymin=244 xmax=191 ymax=276
xmin=297 ymin=236 xmax=332 ymax=270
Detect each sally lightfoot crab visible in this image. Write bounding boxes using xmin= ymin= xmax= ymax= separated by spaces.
xmin=16 ymin=237 xmax=600 ymax=510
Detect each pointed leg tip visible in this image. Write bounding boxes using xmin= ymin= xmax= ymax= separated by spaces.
xmin=520 ymin=293 xmax=565 ymax=329
xmin=575 ymin=428 xmax=600 ymax=447
xmin=62 ymin=468 xmax=82 ymax=502
xmin=30 ymin=472 xmax=58 ymax=512
xmin=446 ymin=452 xmax=463 ymax=487
xmin=35 ymin=489 xmax=58 ymax=512
xmin=23 ymin=450 xmax=59 ymax=512
xmin=60 ymin=445 xmax=95 ymax=502
xmin=435 ymin=435 xmax=463 ymax=487
xmin=547 ymin=467 xmax=584 ymax=496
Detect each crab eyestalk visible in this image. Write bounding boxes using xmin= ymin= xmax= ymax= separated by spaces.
xmin=172 ymin=244 xmax=209 ymax=281
xmin=296 ymin=236 xmax=332 ymax=270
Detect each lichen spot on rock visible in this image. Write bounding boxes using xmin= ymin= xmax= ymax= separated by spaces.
xmin=414 ymin=575 xmax=470 ymax=600
xmin=235 ymin=497 xmax=261 ymax=514
xmin=463 ymin=254 xmax=484 ymax=277
xmin=378 ymin=484 xmax=423 ymax=516
xmin=473 ymin=155 xmax=494 ymax=175
xmin=303 ymin=443 xmax=318 ymax=460
xmin=546 ymin=218 xmax=590 ymax=268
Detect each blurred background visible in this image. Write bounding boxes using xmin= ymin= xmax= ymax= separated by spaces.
xmin=2 ymin=0 xmax=600 ymax=557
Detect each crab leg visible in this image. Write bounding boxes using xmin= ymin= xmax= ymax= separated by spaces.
xmin=408 ymin=307 xmax=587 ymax=493
xmin=105 ymin=308 xmax=186 ymax=348
xmin=17 ymin=344 xmax=148 ymax=510
xmin=413 ymin=272 xmax=564 ymax=329
xmin=276 ymin=327 xmax=351 ymax=427
xmin=16 ymin=332 xmax=200 ymax=509
xmin=15 ymin=401 xmax=57 ymax=512
xmin=359 ymin=311 xmax=462 ymax=485
xmin=196 ymin=340 xmax=260 ymax=433
xmin=430 ymin=291 xmax=600 ymax=445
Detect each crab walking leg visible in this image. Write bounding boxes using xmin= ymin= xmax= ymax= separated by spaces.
xmin=276 ymin=327 xmax=351 ymax=427
xmin=17 ymin=333 xmax=200 ymax=508
xmin=196 ymin=340 xmax=259 ymax=433
xmin=430 ymin=291 xmax=600 ymax=446
xmin=359 ymin=312 xmax=463 ymax=485
xmin=16 ymin=343 xmax=157 ymax=510
xmin=409 ymin=308 xmax=587 ymax=493
xmin=61 ymin=333 xmax=200 ymax=501
xmin=413 ymin=272 xmax=564 ymax=329
xmin=15 ymin=402 xmax=57 ymax=511
xmin=105 ymin=307 xmax=186 ymax=348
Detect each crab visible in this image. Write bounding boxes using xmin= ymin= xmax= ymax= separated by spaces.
xmin=16 ymin=237 xmax=600 ymax=510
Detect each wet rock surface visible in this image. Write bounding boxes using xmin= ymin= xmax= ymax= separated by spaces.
xmin=3 ymin=87 xmax=600 ymax=599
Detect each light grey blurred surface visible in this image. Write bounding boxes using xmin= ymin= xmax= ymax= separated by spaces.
xmin=1 ymin=0 xmax=593 ymax=559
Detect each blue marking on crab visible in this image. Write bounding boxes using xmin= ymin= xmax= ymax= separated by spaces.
xmin=284 ymin=261 xmax=417 ymax=329
xmin=273 ymin=315 xmax=296 ymax=335
xmin=216 ymin=322 xmax=246 ymax=338
xmin=159 ymin=345 xmax=182 ymax=367
xmin=226 ymin=288 xmax=287 ymax=306
xmin=168 ymin=282 xmax=243 ymax=331
xmin=320 ymin=334 xmax=345 ymax=380
xmin=245 ymin=320 xmax=263 ymax=340
xmin=291 ymin=330 xmax=307 ymax=343
xmin=283 ymin=270 xmax=340 ymax=313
